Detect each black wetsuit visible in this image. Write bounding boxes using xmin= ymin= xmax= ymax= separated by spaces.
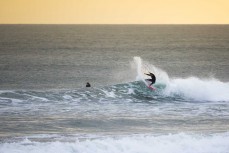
xmin=86 ymin=82 xmax=91 ymax=87
xmin=145 ymin=72 xmax=156 ymax=86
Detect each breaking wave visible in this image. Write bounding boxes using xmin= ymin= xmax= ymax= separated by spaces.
xmin=133 ymin=56 xmax=229 ymax=102
xmin=1 ymin=133 xmax=229 ymax=153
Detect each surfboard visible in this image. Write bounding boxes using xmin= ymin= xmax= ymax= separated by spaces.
xmin=144 ymin=79 xmax=156 ymax=90
xmin=143 ymin=77 xmax=156 ymax=91
xmin=148 ymin=85 xmax=156 ymax=90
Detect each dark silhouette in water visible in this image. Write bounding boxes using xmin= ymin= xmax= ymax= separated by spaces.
xmin=145 ymin=72 xmax=156 ymax=86
xmin=86 ymin=82 xmax=91 ymax=87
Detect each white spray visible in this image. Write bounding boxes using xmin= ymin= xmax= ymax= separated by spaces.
xmin=133 ymin=56 xmax=170 ymax=85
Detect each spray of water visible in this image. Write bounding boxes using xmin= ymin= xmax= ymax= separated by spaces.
xmin=133 ymin=56 xmax=170 ymax=85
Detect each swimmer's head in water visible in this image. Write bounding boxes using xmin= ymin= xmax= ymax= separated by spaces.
xmin=86 ymin=82 xmax=91 ymax=87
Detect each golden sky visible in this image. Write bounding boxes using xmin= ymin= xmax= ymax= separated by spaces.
xmin=0 ymin=0 xmax=229 ymax=24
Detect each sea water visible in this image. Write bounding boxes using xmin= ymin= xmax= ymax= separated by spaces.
xmin=0 ymin=25 xmax=229 ymax=153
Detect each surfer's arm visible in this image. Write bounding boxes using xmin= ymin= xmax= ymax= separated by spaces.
xmin=144 ymin=73 xmax=151 ymax=76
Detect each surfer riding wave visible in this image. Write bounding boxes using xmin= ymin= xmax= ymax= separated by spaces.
xmin=145 ymin=72 xmax=156 ymax=87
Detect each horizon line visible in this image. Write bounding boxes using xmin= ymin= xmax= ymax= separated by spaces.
xmin=1 ymin=23 xmax=229 ymax=25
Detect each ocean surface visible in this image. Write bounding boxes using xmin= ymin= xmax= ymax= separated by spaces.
xmin=0 ymin=25 xmax=229 ymax=153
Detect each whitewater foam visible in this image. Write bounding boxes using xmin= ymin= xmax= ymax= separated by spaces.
xmin=1 ymin=133 xmax=229 ymax=153
xmin=166 ymin=77 xmax=229 ymax=101
xmin=101 ymin=90 xmax=116 ymax=98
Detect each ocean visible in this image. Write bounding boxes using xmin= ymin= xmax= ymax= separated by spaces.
xmin=0 ymin=25 xmax=229 ymax=153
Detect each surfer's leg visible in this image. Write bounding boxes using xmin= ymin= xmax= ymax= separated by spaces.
xmin=145 ymin=79 xmax=153 ymax=82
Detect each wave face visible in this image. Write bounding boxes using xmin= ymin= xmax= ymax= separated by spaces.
xmin=1 ymin=133 xmax=229 ymax=153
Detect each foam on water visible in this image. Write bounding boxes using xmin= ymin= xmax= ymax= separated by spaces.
xmin=134 ymin=56 xmax=229 ymax=102
xmin=1 ymin=133 xmax=229 ymax=153
xmin=166 ymin=77 xmax=229 ymax=101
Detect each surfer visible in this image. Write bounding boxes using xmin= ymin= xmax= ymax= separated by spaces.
xmin=144 ymin=72 xmax=156 ymax=87
xmin=86 ymin=82 xmax=91 ymax=87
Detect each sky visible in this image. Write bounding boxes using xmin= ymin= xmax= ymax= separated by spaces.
xmin=0 ymin=0 xmax=229 ymax=24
